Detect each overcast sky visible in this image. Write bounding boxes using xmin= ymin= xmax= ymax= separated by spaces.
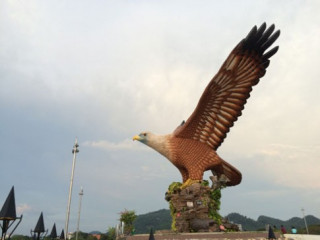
xmin=1 ymin=0 xmax=320 ymax=235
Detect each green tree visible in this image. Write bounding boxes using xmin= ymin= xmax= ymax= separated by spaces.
xmin=70 ymin=231 xmax=89 ymax=240
xmin=87 ymin=235 xmax=98 ymax=240
xmin=11 ymin=235 xmax=31 ymax=240
xmin=105 ymin=227 xmax=116 ymax=240
xmin=120 ymin=209 xmax=137 ymax=235
xmin=99 ymin=233 xmax=109 ymax=240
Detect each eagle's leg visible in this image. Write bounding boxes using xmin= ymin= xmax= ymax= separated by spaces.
xmin=180 ymin=169 xmax=203 ymax=189
xmin=178 ymin=168 xmax=189 ymax=183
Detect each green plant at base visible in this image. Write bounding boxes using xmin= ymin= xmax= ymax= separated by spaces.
xmin=168 ymin=182 xmax=182 ymax=194
xmin=201 ymin=180 xmax=209 ymax=186
xmin=169 ymin=201 xmax=177 ymax=231
xmin=167 ymin=182 xmax=182 ymax=231
xmin=208 ymin=186 xmax=224 ymax=224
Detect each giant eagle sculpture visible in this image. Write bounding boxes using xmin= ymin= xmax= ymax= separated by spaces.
xmin=133 ymin=23 xmax=280 ymax=188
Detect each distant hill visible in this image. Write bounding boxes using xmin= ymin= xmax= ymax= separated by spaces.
xmin=134 ymin=209 xmax=172 ymax=234
xmin=133 ymin=209 xmax=320 ymax=234
xmin=227 ymin=213 xmax=320 ymax=232
xmin=89 ymin=231 xmax=102 ymax=234
xmin=226 ymin=213 xmax=264 ymax=231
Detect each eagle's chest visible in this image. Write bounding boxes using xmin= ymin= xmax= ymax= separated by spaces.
xmin=168 ymin=137 xmax=214 ymax=167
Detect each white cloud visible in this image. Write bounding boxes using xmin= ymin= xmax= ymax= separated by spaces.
xmin=16 ymin=204 xmax=32 ymax=215
xmin=251 ymin=144 xmax=320 ymax=189
xmin=245 ymin=189 xmax=290 ymax=199
xmin=141 ymin=166 xmax=150 ymax=172
xmin=82 ymin=138 xmax=150 ymax=151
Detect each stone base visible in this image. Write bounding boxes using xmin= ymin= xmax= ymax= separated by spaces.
xmin=126 ymin=231 xmax=280 ymax=240
xmin=165 ymin=181 xmax=239 ymax=233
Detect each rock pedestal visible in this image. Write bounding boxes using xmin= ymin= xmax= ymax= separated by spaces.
xmin=165 ymin=180 xmax=239 ymax=233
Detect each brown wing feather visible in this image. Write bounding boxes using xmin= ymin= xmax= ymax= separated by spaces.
xmin=174 ymin=23 xmax=280 ymax=150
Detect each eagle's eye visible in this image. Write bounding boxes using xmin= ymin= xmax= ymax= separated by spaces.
xmin=143 ymin=133 xmax=147 ymax=137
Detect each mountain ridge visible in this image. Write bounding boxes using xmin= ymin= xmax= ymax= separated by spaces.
xmin=133 ymin=209 xmax=320 ymax=234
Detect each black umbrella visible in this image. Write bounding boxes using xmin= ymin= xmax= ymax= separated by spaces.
xmin=50 ymin=223 xmax=57 ymax=239
xmin=0 ymin=186 xmax=23 ymax=239
xmin=59 ymin=229 xmax=65 ymax=239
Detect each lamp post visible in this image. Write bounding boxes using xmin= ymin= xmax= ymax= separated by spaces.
xmin=75 ymin=187 xmax=84 ymax=240
xmin=301 ymin=208 xmax=309 ymax=234
xmin=65 ymin=138 xmax=79 ymax=240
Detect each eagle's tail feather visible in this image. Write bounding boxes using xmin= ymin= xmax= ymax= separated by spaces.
xmin=211 ymin=158 xmax=242 ymax=186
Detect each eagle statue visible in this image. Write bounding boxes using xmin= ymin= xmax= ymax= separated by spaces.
xmin=133 ymin=23 xmax=280 ymax=188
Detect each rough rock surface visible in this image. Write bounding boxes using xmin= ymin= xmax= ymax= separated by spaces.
xmin=165 ymin=181 xmax=239 ymax=232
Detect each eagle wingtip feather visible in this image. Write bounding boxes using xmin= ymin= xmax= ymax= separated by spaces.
xmin=242 ymin=23 xmax=280 ymax=57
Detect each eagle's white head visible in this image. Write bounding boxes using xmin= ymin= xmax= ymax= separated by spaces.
xmin=133 ymin=131 xmax=172 ymax=159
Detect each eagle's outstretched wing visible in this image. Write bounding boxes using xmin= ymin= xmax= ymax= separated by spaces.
xmin=174 ymin=23 xmax=280 ymax=150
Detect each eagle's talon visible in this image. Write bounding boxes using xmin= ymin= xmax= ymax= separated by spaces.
xmin=180 ymin=179 xmax=201 ymax=189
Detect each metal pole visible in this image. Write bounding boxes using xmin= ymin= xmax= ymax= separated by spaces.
xmin=65 ymin=138 xmax=79 ymax=240
xmin=75 ymin=187 xmax=84 ymax=240
xmin=301 ymin=208 xmax=309 ymax=234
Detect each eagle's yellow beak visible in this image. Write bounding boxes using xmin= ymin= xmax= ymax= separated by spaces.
xmin=133 ymin=135 xmax=141 ymax=141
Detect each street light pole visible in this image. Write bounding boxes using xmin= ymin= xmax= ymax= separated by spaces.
xmin=301 ymin=208 xmax=309 ymax=234
xmin=65 ymin=138 xmax=79 ymax=240
xmin=76 ymin=187 xmax=84 ymax=240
